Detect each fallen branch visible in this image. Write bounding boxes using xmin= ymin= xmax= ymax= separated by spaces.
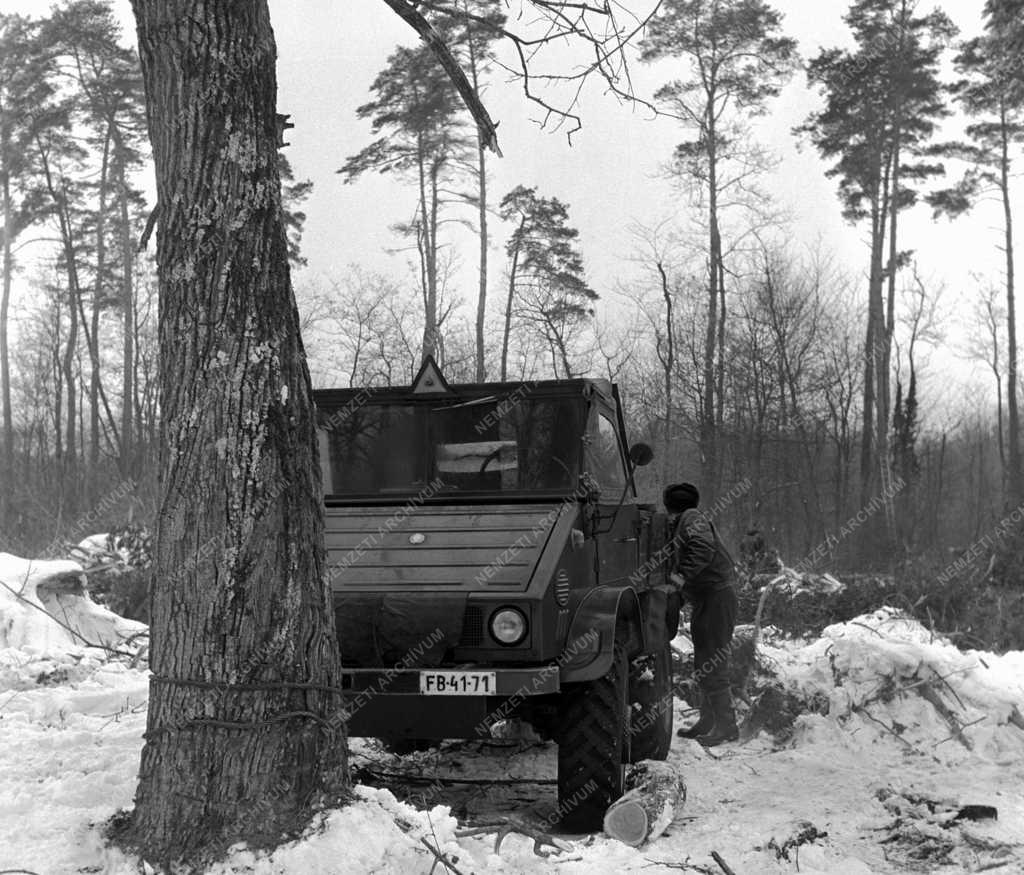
xmin=419 ymin=836 xmax=465 ymax=875
xmin=855 ymin=707 xmax=915 ymax=749
xmin=847 ymin=620 xmax=885 ymax=638
xmin=456 ymin=818 xmax=572 ymax=857
xmin=917 ymin=682 xmax=973 ymax=750
xmin=711 ymin=850 xmax=737 ymax=875
xmin=894 ymin=665 xmax=976 ymax=697
xmin=933 ymin=715 xmax=987 ymax=748
xmin=642 ymin=860 xmax=714 ymax=873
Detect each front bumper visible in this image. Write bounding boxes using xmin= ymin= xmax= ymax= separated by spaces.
xmin=340 ymin=666 xmax=560 ymax=739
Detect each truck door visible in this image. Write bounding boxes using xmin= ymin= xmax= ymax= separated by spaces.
xmin=583 ymin=406 xmax=639 ymax=586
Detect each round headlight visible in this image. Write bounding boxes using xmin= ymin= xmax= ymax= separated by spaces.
xmin=490 ymin=607 xmax=527 ymax=646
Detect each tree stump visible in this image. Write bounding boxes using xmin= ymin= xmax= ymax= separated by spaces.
xmin=603 ymin=760 xmax=686 ymax=846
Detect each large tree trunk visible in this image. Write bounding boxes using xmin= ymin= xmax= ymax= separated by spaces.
xmin=125 ymin=0 xmax=347 ymax=863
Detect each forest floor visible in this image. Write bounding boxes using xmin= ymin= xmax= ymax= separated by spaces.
xmin=1 ymin=552 xmax=1024 ymax=874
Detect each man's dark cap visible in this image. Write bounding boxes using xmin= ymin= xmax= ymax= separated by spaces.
xmin=663 ymin=482 xmax=700 ymax=512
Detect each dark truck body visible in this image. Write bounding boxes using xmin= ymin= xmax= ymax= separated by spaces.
xmin=314 ymin=358 xmax=678 ymax=763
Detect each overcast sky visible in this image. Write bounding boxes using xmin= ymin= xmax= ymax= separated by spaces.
xmin=3 ymin=0 xmax=1013 ymax=407
xmin=260 ymin=1 xmax=995 ymax=289
xmin=257 ymin=0 xmax=1012 ymax=406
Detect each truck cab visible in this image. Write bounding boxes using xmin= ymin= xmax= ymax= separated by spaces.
xmin=314 ymin=357 xmax=678 ymax=829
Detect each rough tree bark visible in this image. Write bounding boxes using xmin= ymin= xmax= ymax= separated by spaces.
xmin=124 ymin=0 xmax=347 ymax=864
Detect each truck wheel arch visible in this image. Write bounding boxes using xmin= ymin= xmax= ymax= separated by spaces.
xmin=559 ymin=586 xmax=644 ymax=683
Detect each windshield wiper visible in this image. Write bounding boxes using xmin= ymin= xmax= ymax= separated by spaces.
xmin=431 ymin=396 xmax=497 ymax=411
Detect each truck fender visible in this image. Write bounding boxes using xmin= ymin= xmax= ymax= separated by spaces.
xmin=559 ymin=586 xmax=644 ymax=683
xmin=639 ymin=584 xmax=681 ymax=653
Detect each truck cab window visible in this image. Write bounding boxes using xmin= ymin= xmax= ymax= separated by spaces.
xmin=585 ymin=409 xmax=627 ymax=496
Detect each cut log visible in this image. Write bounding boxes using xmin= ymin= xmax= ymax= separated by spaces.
xmin=602 ymin=760 xmax=686 ymax=846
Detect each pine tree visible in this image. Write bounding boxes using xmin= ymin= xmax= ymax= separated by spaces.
xmin=279 ymin=154 xmax=313 ymax=268
xmin=499 ymin=185 xmax=597 ymax=378
xmin=640 ymin=0 xmax=797 ymax=491
xmin=928 ymin=1 xmax=1024 ymax=502
xmin=44 ymin=0 xmax=149 ymax=483
xmin=0 ymin=14 xmax=53 ymax=506
xmin=339 ymin=33 xmax=475 ymax=363
xmin=799 ymin=0 xmax=955 ymax=517
xmin=446 ymin=2 xmax=505 ymax=381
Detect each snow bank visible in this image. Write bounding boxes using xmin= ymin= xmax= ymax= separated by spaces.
xmin=760 ymin=607 xmax=1024 ymax=763
xmin=0 ymin=648 xmax=150 ymax=874
xmin=1 ymin=594 xmax=1021 ymax=873
xmin=0 ymin=552 xmax=146 ymax=653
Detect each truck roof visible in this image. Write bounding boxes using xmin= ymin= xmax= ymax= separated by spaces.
xmin=313 ymin=356 xmax=616 ymax=407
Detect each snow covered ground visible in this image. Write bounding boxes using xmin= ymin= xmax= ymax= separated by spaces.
xmin=1 ymin=554 xmax=1022 ymax=874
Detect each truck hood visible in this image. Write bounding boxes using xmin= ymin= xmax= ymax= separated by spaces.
xmin=325 ymin=502 xmax=570 ymax=593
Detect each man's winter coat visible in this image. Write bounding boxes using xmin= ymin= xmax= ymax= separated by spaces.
xmin=671 ymin=508 xmax=735 ymax=596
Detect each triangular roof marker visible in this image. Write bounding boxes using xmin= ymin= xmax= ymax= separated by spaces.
xmin=411 ymin=355 xmax=452 ymax=394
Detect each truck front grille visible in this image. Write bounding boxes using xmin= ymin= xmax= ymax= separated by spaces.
xmin=459 ymin=606 xmax=484 ymax=647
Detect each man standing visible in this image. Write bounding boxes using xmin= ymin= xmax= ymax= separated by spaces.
xmin=664 ymin=482 xmax=739 ymax=746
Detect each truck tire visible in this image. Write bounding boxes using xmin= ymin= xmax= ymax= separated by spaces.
xmin=628 ymin=642 xmax=674 ymax=762
xmin=556 ymin=640 xmax=630 ymax=832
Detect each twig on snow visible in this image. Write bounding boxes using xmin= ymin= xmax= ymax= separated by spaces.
xmin=642 ymin=859 xmax=714 ymax=873
xmin=456 ymin=818 xmax=573 ymax=857
xmin=847 ymin=621 xmax=885 ymax=637
xmin=711 ymin=850 xmax=738 ymax=875
xmin=933 ymin=714 xmax=987 ymax=748
xmin=855 ymin=707 xmax=915 ymax=749
xmin=419 ymin=836 xmax=465 ymax=875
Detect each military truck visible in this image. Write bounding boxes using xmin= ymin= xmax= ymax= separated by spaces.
xmin=314 ymin=357 xmax=680 ymax=830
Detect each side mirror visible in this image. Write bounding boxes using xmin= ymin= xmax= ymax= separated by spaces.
xmin=629 ymin=442 xmax=654 ymax=468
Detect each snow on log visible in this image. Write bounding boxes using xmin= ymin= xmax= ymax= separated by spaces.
xmin=603 ymin=760 xmax=686 ymax=847
xmin=0 ymin=552 xmax=146 ymax=651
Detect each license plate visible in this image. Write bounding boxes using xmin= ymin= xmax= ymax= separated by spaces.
xmin=419 ymin=671 xmax=496 ymax=695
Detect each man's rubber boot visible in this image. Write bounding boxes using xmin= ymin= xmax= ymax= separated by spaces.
xmin=698 ymin=689 xmax=739 ymax=747
xmin=676 ymin=691 xmax=714 ymax=739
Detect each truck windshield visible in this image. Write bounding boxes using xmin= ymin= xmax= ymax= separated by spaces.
xmin=318 ymin=394 xmax=585 ymax=497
